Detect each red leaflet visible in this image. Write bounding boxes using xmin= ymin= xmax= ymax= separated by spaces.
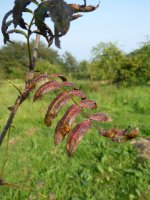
xmin=54 ymin=104 xmax=81 ymax=145
xmin=33 ymin=80 xmax=61 ymax=102
xmin=33 ymin=74 xmax=49 ymax=84
xmin=69 ymin=90 xmax=86 ymax=100
xmin=33 ymin=73 xmax=68 ymax=83
xmin=45 ymin=91 xmax=69 ymax=126
xmin=50 ymin=74 xmax=67 ymax=82
xmin=45 ymin=90 xmax=86 ymax=126
xmin=61 ymin=81 xmax=78 ymax=89
xmin=66 ymin=119 xmax=91 ymax=156
xmin=79 ymin=99 xmax=97 ymax=109
xmin=89 ymin=112 xmax=112 ymax=122
xmin=25 ymin=74 xmax=50 ymax=90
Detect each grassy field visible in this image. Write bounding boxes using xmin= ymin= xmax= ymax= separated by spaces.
xmin=0 ymin=80 xmax=150 ymax=200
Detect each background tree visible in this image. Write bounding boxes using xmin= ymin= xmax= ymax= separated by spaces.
xmin=90 ymin=42 xmax=125 ymax=81
xmin=129 ymin=40 xmax=150 ymax=84
xmin=62 ymin=51 xmax=78 ymax=77
xmin=0 ymin=41 xmax=66 ymax=78
xmin=77 ymin=60 xmax=90 ymax=80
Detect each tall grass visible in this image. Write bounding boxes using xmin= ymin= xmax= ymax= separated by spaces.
xmin=0 ymin=80 xmax=150 ymax=200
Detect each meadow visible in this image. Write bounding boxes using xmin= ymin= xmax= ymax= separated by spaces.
xmin=0 ymin=80 xmax=150 ymax=200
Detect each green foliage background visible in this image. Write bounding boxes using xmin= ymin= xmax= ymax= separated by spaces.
xmin=0 ymin=80 xmax=150 ymax=200
xmin=0 ymin=40 xmax=150 ymax=85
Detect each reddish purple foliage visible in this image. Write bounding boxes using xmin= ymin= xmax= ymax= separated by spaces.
xmin=66 ymin=119 xmax=91 ymax=156
xmin=54 ymin=104 xmax=81 ymax=145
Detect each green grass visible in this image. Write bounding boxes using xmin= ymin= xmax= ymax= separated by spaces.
xmin=0 ymin=80 xmax=150 ymax=200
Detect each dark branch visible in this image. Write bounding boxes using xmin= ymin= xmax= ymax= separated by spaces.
xmin=0 ymin=34 xmax=41 ymax=146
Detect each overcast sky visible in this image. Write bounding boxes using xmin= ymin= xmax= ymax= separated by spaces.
xmin=0 ymin=0 xmax=150 ymax=60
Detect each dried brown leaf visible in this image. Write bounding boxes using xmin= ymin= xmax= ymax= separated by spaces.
xmin=68 ymin=2 xmax=99 ymax=13
xmin=125 ymin=128 xmax=139 ymax=140
xmin=99 ymin=128 xmax=126 ymax=138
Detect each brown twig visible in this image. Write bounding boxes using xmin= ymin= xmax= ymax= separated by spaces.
xmin=0 ymin=92 xmax=28 ymax=145
xmin=0 ymin=34 xmax=40 ymax=146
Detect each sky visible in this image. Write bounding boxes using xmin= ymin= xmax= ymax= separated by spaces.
xmin=0 ymin=0 xmax=150 ymax=61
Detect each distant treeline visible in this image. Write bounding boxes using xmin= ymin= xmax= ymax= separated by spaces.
xmin=0 ymin=41 xmax=150 ymax=86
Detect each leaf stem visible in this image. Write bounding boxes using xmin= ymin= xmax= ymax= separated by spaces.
xmin=0 ymin=75 xmax=21 ymax=94
xmin=0 ymin=94 xmax=24 ymax=146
